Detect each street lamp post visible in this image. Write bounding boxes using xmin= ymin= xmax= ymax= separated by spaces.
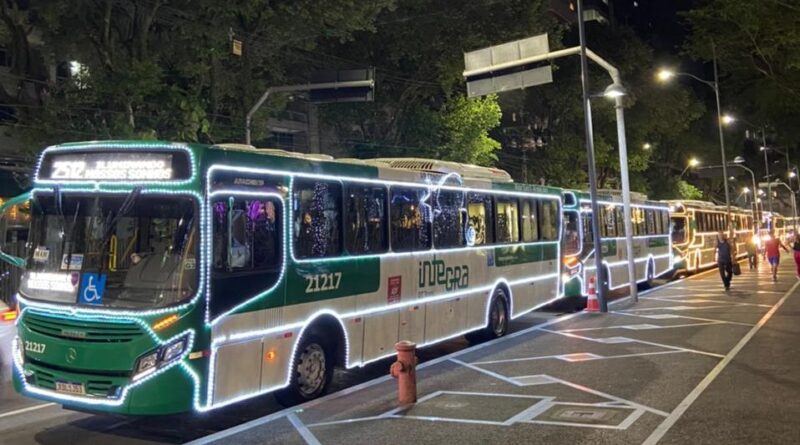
xmin=770 ymin=181 xmax=798 ymax=230
xmin=760 ymin=141 xmax=774 ymax=214
xmin=657 ymin=42 xmax=732 ymax=233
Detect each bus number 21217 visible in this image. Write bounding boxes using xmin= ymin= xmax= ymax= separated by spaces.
xmin=304 ymin=272 xmax=342 ymax=293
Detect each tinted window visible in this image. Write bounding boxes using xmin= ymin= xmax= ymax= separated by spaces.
xmin=540 ymin=200 xmax=559 ymax=241
xmin=521 ymin=199 xmax=539 ymax=242
xmin=390 ymin=187 xmax=431 ymax=251
xmin=344 ymin=184 xmax=388 ymax=255
xmin=293 ymin=180 xmax=342 ymax=258
xmin=467 ymin=193 xmax=493 ymax=246
xmin=211 ymin=195 xmax=282 ymax=317
xmin=495 ymin=197 xmax=520 ymax=243
xmin=434 ymin=190 xmax=465 ymax=248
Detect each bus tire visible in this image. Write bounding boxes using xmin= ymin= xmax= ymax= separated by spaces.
xmin=467 ymin=288 xmax=509 ymax=344
xmin=275 ymin=331 xmax=334 ymax=407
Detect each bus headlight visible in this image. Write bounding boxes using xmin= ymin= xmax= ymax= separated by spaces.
xmin=133 ymin=334 xmax=190 ymax=381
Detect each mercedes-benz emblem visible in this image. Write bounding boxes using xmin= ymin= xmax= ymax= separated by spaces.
xmin=66 ymin=348 xmax=77 ymax=364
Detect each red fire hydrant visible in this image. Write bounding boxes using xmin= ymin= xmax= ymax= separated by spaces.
xmin=390 ymin=340 xmax=417 ymax=405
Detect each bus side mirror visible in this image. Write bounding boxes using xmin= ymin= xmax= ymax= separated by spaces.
xmin=0 ymin=192 xmax=31 ymax=269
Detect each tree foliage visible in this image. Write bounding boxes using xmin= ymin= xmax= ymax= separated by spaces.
xmin=1 ymin=0 xmax=394 ymax=150
xmin=683 ymin=0 xmax=800 ymax=144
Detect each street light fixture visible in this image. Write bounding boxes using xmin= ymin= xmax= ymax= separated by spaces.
xmin=681 ymin=157 xmax=700 ymax=177
xmin=721 ymin=114 xmax=735 ymax=125
xmin=643 ymin=142 xmax=652 ymax=150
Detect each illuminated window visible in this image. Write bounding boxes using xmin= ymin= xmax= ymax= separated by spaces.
xmin=495 ymin=197 xmax=520 ymax=243
xmin=539 ymin=200 xmax=559 ymax=241
xmin=390 ymin=187 xmax=431 ymax=252
xmin=467 ymin=192 xmax=493 ymax=246
xmin=293 ymin=180 xmax=342 ymax=259
xmin=520 ymin=199 xmax=539 ymax=242
xmin=434 ymin=190 xmax=465 ymax=248
xmin=344 ymin=184 xmax=388 ymax=255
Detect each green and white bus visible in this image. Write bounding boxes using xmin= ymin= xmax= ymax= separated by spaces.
xmin=667 ymin=200 xmax=752 ymax=274
xmin=1 ymin=140 xmax=570 ymax=415
xmin=562 ymin=190 xmax=672 ymax=297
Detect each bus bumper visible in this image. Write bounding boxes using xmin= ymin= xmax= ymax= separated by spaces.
xmin=12 ymin=357 xmax=195 ymax=415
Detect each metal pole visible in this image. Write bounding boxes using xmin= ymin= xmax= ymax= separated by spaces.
xmin=712 ymin=42 xmax=732 ymax=233
xmin=763 ymin=128 xmax=773 ymax=214
xmin=577 ymin=0 xmax=607 ymax=311
xmin=614 ymin=100 xmax=638 ymax=302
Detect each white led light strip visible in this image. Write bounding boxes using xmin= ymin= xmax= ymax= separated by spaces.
xmin=34 ymin=142 xmax=197 ymax=186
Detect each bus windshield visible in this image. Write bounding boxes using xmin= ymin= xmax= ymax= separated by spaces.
xmin=20 ymin=193 xmax=198 ymax=309
xmin=671 ymin=216 xmax=687 ymax=245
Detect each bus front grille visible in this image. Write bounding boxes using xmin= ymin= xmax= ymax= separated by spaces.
xmin=22 ymin=311 xmax=145 ymax=343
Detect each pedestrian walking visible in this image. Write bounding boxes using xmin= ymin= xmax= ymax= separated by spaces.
xmin=715 ymin=231 xmax=733 ymax=291
xmin=792 ymin=233 xmax=800 ymax=278
xmin=764 ymin=229 xmax=789 ymax=282
xmin=746 ymin=233 xmax=758 ymax=270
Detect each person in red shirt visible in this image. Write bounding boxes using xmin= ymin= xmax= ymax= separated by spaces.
xmin=764 ymin=229 xmax=789 ymax=281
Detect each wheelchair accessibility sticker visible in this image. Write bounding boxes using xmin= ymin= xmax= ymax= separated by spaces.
xmin=79 ymin=273 xmax=107 ymax=305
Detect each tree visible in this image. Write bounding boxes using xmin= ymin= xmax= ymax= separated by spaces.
xmin=504 ymin=22 xmax=706 ymax=195
xmin=317 ymin=0 xmax=559 ymax=165
xmin=683 ymin=0 xmax=800 ymax=144
xmin=2 ymin=0 xmax=395 ymax=150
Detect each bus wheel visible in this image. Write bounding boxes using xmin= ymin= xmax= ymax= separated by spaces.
xmin=640 ymin=260 xmax=655 ymax=290
xmin=275 ymin=332 xmax=333 ymax=406
xmin=467 ymin=289 xmax=509 ymax=344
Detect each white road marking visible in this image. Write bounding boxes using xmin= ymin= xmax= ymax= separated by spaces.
xmin=287 ymin=412 xmax=322 ymax=445
xmin=472 ymin=350 xmax=683 ymax=366
xmin=0 ymin=403 xmax=57 ymax=419
xmin=642 ymin=279 xmax=800 ymax=445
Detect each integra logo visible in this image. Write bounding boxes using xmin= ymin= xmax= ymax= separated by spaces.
xmin=418 ymin=256 xmax=469 ymax=291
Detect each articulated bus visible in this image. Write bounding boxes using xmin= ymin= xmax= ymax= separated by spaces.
xmin=667 ymin=200 xmax=753 ymax=275
xmin=561 ymin=190 xmax=672 ymax=298
xmin=0 ymin=140 xmax=575 ymax=414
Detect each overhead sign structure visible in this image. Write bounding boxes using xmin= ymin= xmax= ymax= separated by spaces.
xmin=463 ymin=34 xmax=553 ymax=97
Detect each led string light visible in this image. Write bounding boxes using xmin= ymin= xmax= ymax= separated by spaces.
xmin=13 ymin=306 xmax=195 ymax=407
xmin=201 ymin=270 xmax=561 ymax=411
xmin=33 ymin=142 xmax=198 ymax=187
xmin=17 ymin=187 xmax=207 ymax=318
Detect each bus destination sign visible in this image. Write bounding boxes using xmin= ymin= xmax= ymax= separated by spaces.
xmin=44 ymin=152 xmax=175 ymax=181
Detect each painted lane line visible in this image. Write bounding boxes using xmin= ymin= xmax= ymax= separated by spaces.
xmin=558 ymin=321 xmax=723 ymax=332
xmin=642 ymin=279 xmax=800 ymax=445
xmin=287 ymin=412 xmax=322 ymax=445
xmin=449 ymin=358 xmax=522 ymax=386
xmin=0 ymin=403 xmax=57 ymax=419
xmin=538 ymin=328 xmax=725 ymax=359
xmin=609 ymin=311 xmax=756 ymax=327
xmin=471 ymin=350 xmax=684 ymax=366
xmin=306 ymin=416 xmax=387 ymax=429
xmin=539 ymin=375 xmax=670 ymax=417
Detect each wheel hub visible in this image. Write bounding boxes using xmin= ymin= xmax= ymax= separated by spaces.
xmin=297 ymin=343 xmax=326 ymax=397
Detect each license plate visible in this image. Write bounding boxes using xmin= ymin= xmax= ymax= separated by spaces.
xmin=55 ymin=381 xmax=85 ymax=395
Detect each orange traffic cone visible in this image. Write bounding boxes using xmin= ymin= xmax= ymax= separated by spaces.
xmin=585 ymin=276 xmax=600 ymax=312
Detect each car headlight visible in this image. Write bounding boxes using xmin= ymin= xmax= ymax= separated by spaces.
xmin=133 ymin=334 xmax=190 ymax=381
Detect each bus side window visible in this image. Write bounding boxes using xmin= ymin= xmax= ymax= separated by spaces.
xmin=539 ymin=200 xmax=559 ymax=241
xmin=390 ymin=187 xmax=431 ymax=252
xmin=213 ymin=197 xmax=281 ymax=271
xmin=210 ymin=195 xmax=282 ymax=318
xmin=467 ymin=192 xmax=493 ymax=246
xmin=434 ymin=189 xmax=465 ymax=248
xmin=495 ymin=197 xmax=520 ymax=243
xmin=520 ymin=199 xmax=539 ymax=242
xmin=344 ymin=184 xmax=388 ymax=255
xmin=293 ymin=179 xmax=343 ymax=259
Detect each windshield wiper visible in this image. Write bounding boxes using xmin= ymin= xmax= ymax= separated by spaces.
xmin=98 ymin=187 xmax=142 ymax=273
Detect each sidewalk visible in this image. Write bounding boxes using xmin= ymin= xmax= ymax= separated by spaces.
xmin=190 ymin=259 xmax=800 ymax=445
